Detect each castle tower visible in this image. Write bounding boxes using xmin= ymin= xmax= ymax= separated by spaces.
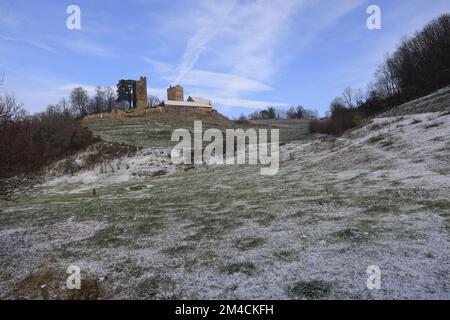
xmin=136 ymin=76 xmax=148 ymax=113
xmin=167 ymin=85 xmax=184 ymax=101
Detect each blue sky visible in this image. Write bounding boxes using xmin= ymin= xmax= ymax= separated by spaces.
xmin=1 ymin=0 xmax=449 ymax=118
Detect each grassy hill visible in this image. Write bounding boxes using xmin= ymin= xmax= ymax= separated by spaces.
xmin=82 ymin=117 xmax=310 ymax=147
xmin=1 ymin=106 xmax=449 ymax=299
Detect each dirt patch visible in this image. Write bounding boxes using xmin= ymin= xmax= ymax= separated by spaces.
xmin=424 ymin=122 xmax=444 ymax=129
xmin=368 ymin=135 xmax=385 ymax=144
xmin=222 ymin=262 xmax=256 ymax=276
xmin=14 ymin=268 xmax=107 ymax=300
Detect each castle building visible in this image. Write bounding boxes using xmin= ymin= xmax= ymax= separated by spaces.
xmin=83 ymin=78 xmax=222 ymax=120
xmin=167 ymin=85 xmax=184 ymax=101
xmin=159 ymin=85 xmax=213 ymax=110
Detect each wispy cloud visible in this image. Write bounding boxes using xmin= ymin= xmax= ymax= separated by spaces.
xmin=5 ymin=0 xmax=445 ymax=116
xmin=145 ymin=57 xmax=274 ymax=107
xmin=169 ymin=0 xmax=303 ymax=83
xmin=147 ymin=87 xmax=167 ymax=99
xmin=210 ymin=96 xmax=289 ymax=109
xmin=58 ymin=83 xmax=98 ymax=96
xmin=171 ymin=0 xmax=237 ymax=84
xmin=144 ymin=58 xmax=175 ymax=75
xmin=151 ymin=0 xmax=361 ymax=109
xmin=0 ymin=34 xmax=58 ymax=54
xmin=143 ymin=0 xmax=304 ymax=108
xmin=180 ymin=69 xmax=272 ymax=93
xmin=52 ymin=37 xmax=112 ymax=58
xmin=209 ymin=0 xmax=304 ymax=81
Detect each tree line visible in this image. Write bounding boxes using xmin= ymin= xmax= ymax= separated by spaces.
xmin=370 ymin=13 xmax=450 ymax=104
xmin=239 ymin=105 xmax=318 ymax=121
xmin=0 ymin=77 xmax=163 ymax=200
xmin=0 ymin=83 xmax=99 ymax=200
xmin=68 ymin=80 xmax=161 ymax=117
xmin=311 ymin=13 xmax=450 ymax=135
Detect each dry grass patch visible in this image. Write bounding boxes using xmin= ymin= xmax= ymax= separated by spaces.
xmin=368 ymin=135 xmax=385 ymax=144
xmin=424 ymin=122 xmax=444 ymax=129
xmin=14 ymin=268 xmax=106 ymax=300
xmin=287 ymin=280 xmax=333 ymax=299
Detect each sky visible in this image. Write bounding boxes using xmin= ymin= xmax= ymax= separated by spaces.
xmin=0 ymin=0 xmax=449 ymax=118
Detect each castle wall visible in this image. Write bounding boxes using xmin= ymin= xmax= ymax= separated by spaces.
xmin=147 ymin=106 xmax=215 ymax=114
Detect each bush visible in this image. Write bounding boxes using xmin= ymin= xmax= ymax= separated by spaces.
xmin=0 ymin=90 xmax=100 ymax=200
xmin=84 ymin=143 xmax=139 ymax=170
xmin=0 ymin=106 xmax=99 ymax=180
xmin=309 ymin=119 xmax=335 ymax=135
xmin=61 ymin=159 xmax=80 ymax=175
xmin=309 ymin=108 xmax=361 ymax=135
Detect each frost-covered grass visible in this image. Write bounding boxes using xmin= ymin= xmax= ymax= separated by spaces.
xmin=381 ymin=86 xmax=450 ymax=117
xmin=0 ymin=112 xmax=449 ymax=299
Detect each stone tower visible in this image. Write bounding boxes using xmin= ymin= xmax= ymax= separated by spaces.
xmin=167 ymin=85 xmax=184 ymax=101
xmin=135 ymin=77 xmax=148 ymax=113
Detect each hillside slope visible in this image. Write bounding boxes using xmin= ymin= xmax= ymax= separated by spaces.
xmin=1 ymin=110 xmax=448 ymax=299
xmin=381 ymin=86 xmax=450 ymax=117
xmin=82 ymin=117 xmax=310 ymax=147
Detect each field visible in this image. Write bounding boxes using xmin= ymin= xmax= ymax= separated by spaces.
xmin=0 ymin=111 xmax=449 ymax=299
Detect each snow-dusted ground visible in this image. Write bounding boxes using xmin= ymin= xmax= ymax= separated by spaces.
xmin=0 ymin=112 xmax=449 ymax=299
xmin=381 ymin=85 xmax=450 ymax=117
xmin=44 ymin=146 xmax=178 ymax=195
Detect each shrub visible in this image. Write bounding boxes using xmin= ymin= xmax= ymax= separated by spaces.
xmin=309 ymin=108 xmax=361 ymax=135
xmin=368 ymin=135 xmax=385 ymax=144
xmin=309 ymin=119 xmax=335 ymax=135
xmin=287 ymin=280 xmax=332 ymax=299
xmin=61 ymin=159 xmax=80 ymax=175
xmin=84 ymin=143 xmax=138 ymax=170
xmin=0 ymin=107 xmax=99 ymax=180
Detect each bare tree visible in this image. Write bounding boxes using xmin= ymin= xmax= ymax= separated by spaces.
xmin=287 ymin=106 xmax=306 ymax=119
xmin=148 ymin=95 xmax=161 ymax=108
xmin=371 ymin=14 xmax=450 ymax=101
xmin=70 ymin=87 xmax=90 ymax=116
xmin=0 ymin=94 xmax=26 ymax=126
xmin=105 ymin=87 xmax=116 ymax=112
xmin=58 ymin=98 xmax=73 ymax=117
xmin=373 ymin=57 xmax=400 ymax=99
xmin=0 ymin=89 xmax=39 ymax=201
xmin=341 ymin=87 xmax=366 ymax=109
xmin=237 ymin=113 xmax=248 ymax=122
xmin=330 ymin=97 xmax=346 ymax=113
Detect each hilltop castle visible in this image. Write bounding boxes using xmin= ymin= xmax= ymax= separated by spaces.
xmin=132 ymin=77 xmax=215 ymax=113
xmin=85 ymin=76 xmax=218 ymax=120
xmin=160 ymin=85 xmax=214 ymax=110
